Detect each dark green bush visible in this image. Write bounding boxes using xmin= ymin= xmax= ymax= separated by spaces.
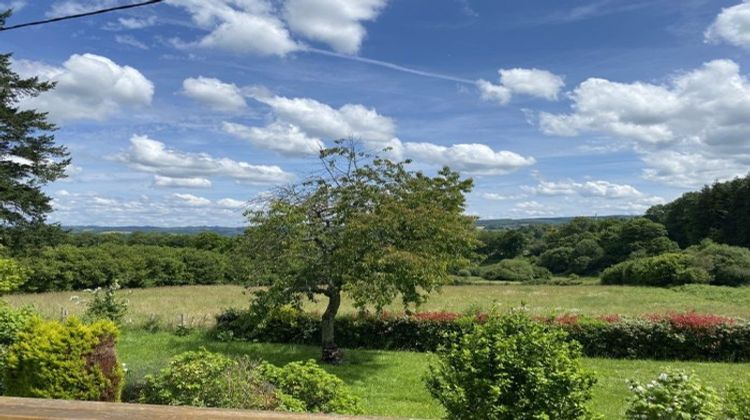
xmin=4 ymin=318 xmax=123 ymax=401
xmin=687 ymin=240 xmax=750 ymax=286
xmin=479 ymin=259 xmax=551 ymax=281
xmin=601 ymin=253 xmax=710 ymax=287
xmin=625 ymin=370 xmax=720 ymax=419
xmin=425 ymin=310 xmax=595 ymax=419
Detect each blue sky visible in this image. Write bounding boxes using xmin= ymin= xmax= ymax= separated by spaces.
xmin=3 ymin=0 xmax=750 ymax=226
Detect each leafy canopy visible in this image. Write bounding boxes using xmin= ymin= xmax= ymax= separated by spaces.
xmin=244 ymin=141 xmax=480 ymax=313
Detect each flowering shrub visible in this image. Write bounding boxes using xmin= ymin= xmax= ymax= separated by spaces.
xmin=625 ymin=370 xmax=720 ymax=419
xmin=216 ymin=309 xmax=750 ymax=361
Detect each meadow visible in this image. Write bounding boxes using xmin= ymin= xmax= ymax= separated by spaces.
xmin=8 ymin=282 xmax=750 ymax=329
xmin=120 ymin=330 xmax=750 ymax=419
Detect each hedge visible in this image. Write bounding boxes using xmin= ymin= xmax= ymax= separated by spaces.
xmin=216 ymin=309 xmax=750 ymax=362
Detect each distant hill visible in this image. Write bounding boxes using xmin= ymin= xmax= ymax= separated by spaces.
xmin=66 ymin=216 xmax=637 ymax=236
xmin=65 ymin=226 xmax=246 ymax=236
xmin=476 ymin=215 xmax=635 ymax=230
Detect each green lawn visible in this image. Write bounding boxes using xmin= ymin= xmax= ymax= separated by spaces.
xmin=119 ymin=330 xmax=750 ymax=419
xmin=9 ymin=283 xmax=750 ymax=329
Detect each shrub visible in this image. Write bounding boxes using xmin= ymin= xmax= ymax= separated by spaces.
xmin=0 ymin=305 xmax=38 ymax=393
xmin=4 ymin=318 xmax=123 ymax=401
xmin=601 ymin=253 xmax=710 ymax=287
xmin=140 ymin=349 xmax=283 ymax=410
xmin=687 ymin=240 xmax=750 ymax=287
xmin=259 ymin=360 xmax=363 ymax=415
xmin=539 ymin=246 xmax=574 ymax=273
xmin=625 ymin=370 xmax=720 ymax=419
xmin=723 ymin=383 xmax=750 ymax=420
xmin=0 ymin=257 xmax=27 ymax=295
xmin=425 ymin=310 xmax=596 ymax=420
xmin=480 ymin=259 xmax=551 ymax=281
xmin=83 ymin=282 xmax=128 ymax=325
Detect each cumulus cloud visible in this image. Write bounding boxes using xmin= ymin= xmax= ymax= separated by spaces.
xmin=182 ymin=77 xmax=246 ymax=112
xmin=165 ymin=0 xmax=300 ymax=56
xmin=217 ymin=198 xmax=246 ymax=209
xmin=283 ymin=0 xmax=388 ymax=54
xmin=403 ymin=143 xmax=535 ymax=175
xmin=705 ymin=1 xmax=750 ymax=48
xmin=14 ymin=53 xmax=154 ymax=122
xmin=153 ymin=175 xmax=212 ymax=189
xmin=477 ymin=68 xmax=564 ymax=105
xmin=223 ymin=121 xmax=324 ymax=156
xmin=116 ymin=134 xmax=294 ymax=185
xmin=172 ymin=193 xmax=211 ymax=207
xmin=522 ymin=179 xmax=644 ymax=199
xmin=539 ymin=59 xmax=750 ymax=187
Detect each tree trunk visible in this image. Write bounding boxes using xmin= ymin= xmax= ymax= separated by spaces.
xmin=320 ymin=290 xmax=343 ymax=363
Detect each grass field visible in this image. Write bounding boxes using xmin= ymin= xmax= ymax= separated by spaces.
xmin=8 ymin=282 xmax=750 ymax=328
xmin=120 ymin=330 xmax=750 ymax=419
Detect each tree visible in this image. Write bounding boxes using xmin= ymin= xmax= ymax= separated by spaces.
xmin=0 ymin=12 xmax=70 ymax=252
xmin=242 ymin=141 xmax=479 ymax=362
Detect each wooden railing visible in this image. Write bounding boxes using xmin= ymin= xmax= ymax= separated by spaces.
xmin=0 ymin=397 xmax=388 ymax=419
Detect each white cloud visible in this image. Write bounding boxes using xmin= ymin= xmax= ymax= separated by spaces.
xmin=47 ymin=0 xmax=117 ymax=16
xmin=165 ymin=0 xmax=299 ymax=56
xmin=172 ymin=193 xmax=211 ymax=207
xmin=480 ymin=193 xmax=526 ymax=201
xmin=523 ymin=179 xmax=644 ymax=199
xmin=116 ymin=134 xmax=294 ymax=185
xmin=182 ymin=77 xmax=246 ymax=112
xmin=539 ymin=59 xmax=750 ymax=186
xmin=513 ymin=201 xmax=555 ymax=217
xmin=217 ymin=198 xmax=246 ymax=209
xmin=283 ymin=0 xmax=388 ymax=54
xmin=115 ymin=35 xmax=149 ymax=50
xmin=403 ymin=142 xmax=535 ymax=175
xmin=153 ymin=175 xmax=212 ymax=189
xmin=706 ymin=1 xmax=750 ymax=48
xmin=477 ymin=68 xmax=564 ymax=105
xmin=14 ymin=53 xmax=154 ymax=122
xmin=222 ymin=121 xmax=324 ymax=156
xmin=117 ymin=15 xmax=157 ymax=29
xmin=251 ymin=90 xmax=396 ymax=144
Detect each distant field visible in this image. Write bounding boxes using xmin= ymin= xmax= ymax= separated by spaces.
xmin=8 ymin=282 xmax=750 ymax=328
xmin=120 ymin=331 xmax=750 ymax=419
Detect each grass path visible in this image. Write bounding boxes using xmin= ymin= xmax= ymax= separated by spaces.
xmin=120 ymin=330 xmax=750 ymax=419
xmin=8 ymin=283 xmax=750 ymax=329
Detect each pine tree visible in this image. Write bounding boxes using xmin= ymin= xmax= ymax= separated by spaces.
xmin=0 ymin=11 xmax=70 ymax=250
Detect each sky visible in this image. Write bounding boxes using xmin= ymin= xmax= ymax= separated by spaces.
xmin=2 ymin=0 xmax=750 ymax=226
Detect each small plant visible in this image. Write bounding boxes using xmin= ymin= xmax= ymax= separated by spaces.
xmin=83 ymin=282 xmax=128 ymax=325
xmin=625 ymin=369 xmax=720 ymax=419
xmin=425 ymin=309 xmax=596 ymax=419
xmin=723 ymin=383 xmax=750 ymax=420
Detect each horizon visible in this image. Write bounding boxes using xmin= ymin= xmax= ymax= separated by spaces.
xmin=4 ymin=0 xmax=749 ymax=225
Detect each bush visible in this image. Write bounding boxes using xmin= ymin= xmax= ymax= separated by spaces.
xmin=425 ymin=310 xmax=595 ymax=420
xmin=140 ymin=349 xmax=286 ymax=411
xmin=141 ymin=349 xmax=361 ymax=414
xmin=723 ymin=383 xmax=750 ymax=420
xmin=0 ymin=305 xmax=38 ymax=393
xmin=480 ymin=259 xmax=551 ymax=281
xmin=625 ymin=370 xmax=720 ymax=419
xmin=601 ymin=253 xmax=710 ymax=287
xmin=0 ymin=257 xmax=27 ymax=295
xmin=687 ymin=240 xmax=750 ymax=286
xmin=4 ymin=318 xmax=123 ymax=401
xmin=83 ymin=282 xmax=128 ymax=325
xmin=260 ymin=360 xmax=364 ymax=415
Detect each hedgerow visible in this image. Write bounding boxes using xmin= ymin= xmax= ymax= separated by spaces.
xmin=216 ymin=308 xmax=750 ymax=361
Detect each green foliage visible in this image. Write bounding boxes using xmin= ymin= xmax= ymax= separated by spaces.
xmin=479 ymin=258 xmax=551 ymax=281
xmin=723 ymin=383 xmax=750 ymax=420
xmin=0 ymin=257 xmax=27 ymax=295
xmin=141 ymin=349 xmax=361 ymax=414
xmin=625 ymin=370 xmax=720 ymax=419
xmin=0 ymin=304 xmax=38 ymax=393
xmin=21 ymin=244 xmax=235 ymax=292
xmin=648 ymin=173 xmax=750 ymax=248
xmin=4 ymin=318 xmax=123 ymax=401
xmin=478 ymin=229 xmax=528 ymax=262
xmin=425 ymin=310 xmax=595 ymax=419
xmin=687 ymin=240 xmax=750 ymax=287
xmin=601 ymin=253 xmax=710 ymax=287
xmin=260 ymin=359 xmax=364 ymax=415
xmin=83 ymin=282 xmax=128 ymax=325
